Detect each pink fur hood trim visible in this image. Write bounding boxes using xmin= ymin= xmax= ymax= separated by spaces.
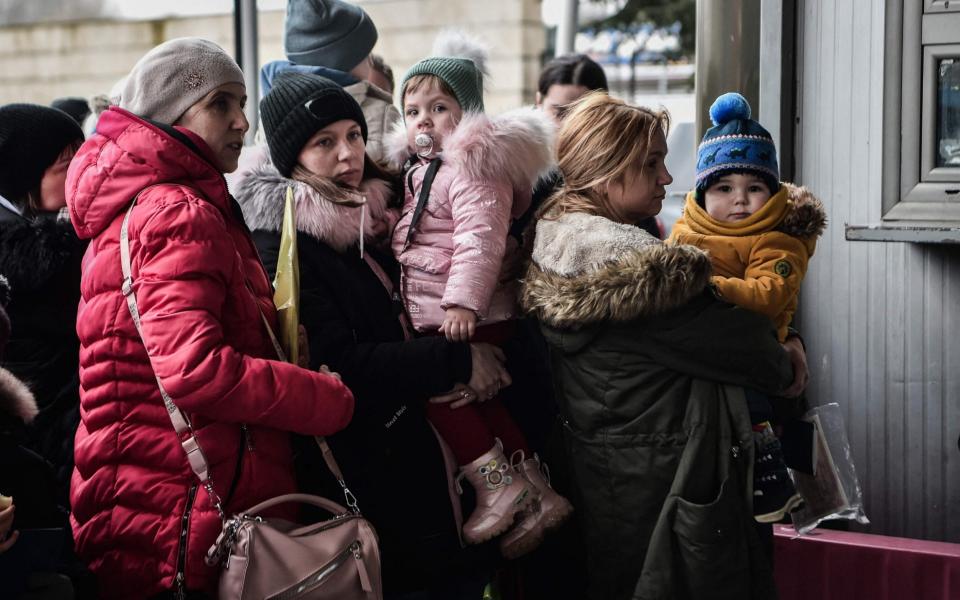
xmin=236 ymin=160 xmax=396 ymax=252
xmin=384 ymin=107 xmax=556 ymax=189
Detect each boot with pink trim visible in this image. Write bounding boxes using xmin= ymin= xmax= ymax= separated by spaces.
xmin=457 ymin=440 xmax=535 ymax=545
xmin=499 ymin=452 xmax=574 ymax=559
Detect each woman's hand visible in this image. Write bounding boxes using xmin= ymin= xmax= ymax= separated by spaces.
xmin=429 ymin=383 xmax=478 ymax=409
xmin=781 ymin=336 xmax=809 ymax=398
xmin=442 ymin=307 xmax=477 ymax=342
xmin=0 ymin=501 xmax=18 ymax=554
xmin=297 ymin=324 xmax=310 ymax=369
xmin=319 ymin=364 xmax=342 ymax=381
xmin=468 ymin=342 xmax=512 ymax=401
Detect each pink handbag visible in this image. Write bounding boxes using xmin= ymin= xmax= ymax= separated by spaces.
xmin=119 ymin=193 xmax=383 ymax=600
xmin=204 ymin=478 xmax=382 ymax=600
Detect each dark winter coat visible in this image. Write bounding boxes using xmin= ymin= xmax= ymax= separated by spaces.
xmin=0 ymin=213 xmax=84 ymax=501
xmin=0 ymin=365 xmax=65 ymax=530
xmin=65 ymin=107 xmax=355 ymax=599
xmin=521 ymin=211 xmax=794 ymax=600
xmin=235 ymin=161 xmax=494 ymax=594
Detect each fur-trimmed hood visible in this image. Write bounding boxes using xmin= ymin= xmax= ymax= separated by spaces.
xmin=521 ymin=212 xmax=712 ymax=329
xmin=236 ymin=160 xmax=395 ymax=252
xmin=384 ymin=107 xmax=555 ymax=191
xmin=777 ymin=183 xmax=827 ymax=239
xmin=0 ymin=366 xmax=36 ymax=424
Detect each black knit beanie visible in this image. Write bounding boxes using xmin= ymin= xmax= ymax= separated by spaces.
xmin=260 ymin=73 xmax=368 ymax=178
xmin=0 ymin=104 xmax=84 ymax=202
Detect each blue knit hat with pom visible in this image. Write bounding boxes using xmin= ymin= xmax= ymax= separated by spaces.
xmin=696 ymin=92 xmax=779 ymax=201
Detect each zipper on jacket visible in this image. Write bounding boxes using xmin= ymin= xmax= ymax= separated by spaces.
xmin=266 ymin=540 xmax=362 ymax=600
xmin=174 ymin=484 xmax=198 ymax=600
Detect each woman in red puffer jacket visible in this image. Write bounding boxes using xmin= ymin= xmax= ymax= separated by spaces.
xmin=65 ymin=38 xmax=354 ymax=600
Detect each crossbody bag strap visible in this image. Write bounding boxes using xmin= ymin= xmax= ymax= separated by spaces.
xmin=362 ymin=253 xmax=413 ymax=342
xmin=119 ymin=189 xmax=225 ymax=516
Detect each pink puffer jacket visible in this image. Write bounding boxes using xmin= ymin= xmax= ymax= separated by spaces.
xmin=387 ymin=109 xmax=554 ymax=332
xmin=66 ymin=107 xmax=355 ymax=598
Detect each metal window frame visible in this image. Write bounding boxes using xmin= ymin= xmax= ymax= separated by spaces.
xmin=882 ymin=0 xmax=960 ymax=222
xmin=922 ymin=46 xmax=960 ymax=180
xmin=923 ymin=0 xmax=960 ymax=14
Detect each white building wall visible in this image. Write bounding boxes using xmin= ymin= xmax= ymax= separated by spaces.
xmin=796 ymin=0 xmax=960 ymax=541
xmin=0 ymin=1 xmax=545 ymax=114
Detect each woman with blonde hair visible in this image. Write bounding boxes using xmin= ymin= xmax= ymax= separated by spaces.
xmin=522 ymin=92 xmax=805 ymax=600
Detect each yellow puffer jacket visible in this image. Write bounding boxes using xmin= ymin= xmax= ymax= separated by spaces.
xmin=668 ymin=183 xmax=827 ymax=341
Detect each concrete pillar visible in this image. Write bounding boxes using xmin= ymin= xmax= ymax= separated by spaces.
xmin=694 ymin=0 xmax=761 ymax=140
xmin=555 ymin=0 xmax=579 ymax=56
xmin=235 ymin=0 xmax=259 ymax=142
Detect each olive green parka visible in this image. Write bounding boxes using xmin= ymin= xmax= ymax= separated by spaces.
xmin=521 ymin=212 xmax=794 ymax=600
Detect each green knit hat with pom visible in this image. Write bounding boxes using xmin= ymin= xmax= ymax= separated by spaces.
xmin=400 ymin=31 xmax=488 ymax=113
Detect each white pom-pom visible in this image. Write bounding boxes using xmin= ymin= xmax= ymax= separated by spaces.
xmin=431 ymin=29 xmax=489 ymax=77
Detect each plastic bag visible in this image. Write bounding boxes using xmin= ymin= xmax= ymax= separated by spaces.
xmin=273 ymin=186 xmax=300 ymax=365
xmin=789 ymin=402 xmax=870 ymax=534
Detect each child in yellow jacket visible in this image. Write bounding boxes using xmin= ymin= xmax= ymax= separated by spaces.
xmin=669 ymin=92 xmax=827 ymax=523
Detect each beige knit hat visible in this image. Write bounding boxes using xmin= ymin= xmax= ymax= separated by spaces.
xmin=119 ymin=37 xmax=245 ymax=125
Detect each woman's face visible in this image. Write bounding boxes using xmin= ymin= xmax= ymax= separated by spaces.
xmin=605 ymin=129 xmax=673 ymax=224
xmin=175 ymin=82 xmax=248 ymax=173
xmin=297 ymin=119 xmax=366 ymax=188
xmin=39 ymin=143 xmax=79 ymax=212
xmin=537 ymin=83 xmax=590 ymax=125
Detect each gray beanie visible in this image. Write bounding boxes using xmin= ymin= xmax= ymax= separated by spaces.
xmin=284 ymin=0 xmax=378 ymax=72
xmin=120 ymin=37 xmax=245 ymax=125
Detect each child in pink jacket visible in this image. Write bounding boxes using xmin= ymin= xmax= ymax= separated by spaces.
xmin=388 ymin=32 xmax=571 ymax=558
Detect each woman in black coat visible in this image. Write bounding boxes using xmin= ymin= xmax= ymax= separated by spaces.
xmin=235 ymin=73 xmax=511 ymax=599
xmin=0 ymin=104 xmax=86 ymax=501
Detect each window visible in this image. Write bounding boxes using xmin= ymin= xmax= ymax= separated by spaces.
xmin=881 ymin=0 xmax=960 ymax=223
xmin=937 ymin=58 xmax=960 ymax=169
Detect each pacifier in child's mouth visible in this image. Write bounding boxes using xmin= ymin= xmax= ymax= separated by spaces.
xmin=415 ymin=133 xmax=435 ymax=158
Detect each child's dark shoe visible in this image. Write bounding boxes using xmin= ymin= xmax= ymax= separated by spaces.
xmin=753 ymin=422 xmax=803 ymax=523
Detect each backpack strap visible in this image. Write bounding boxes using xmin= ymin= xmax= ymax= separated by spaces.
xmin=403 ymin=157 xmax=443 ymax=250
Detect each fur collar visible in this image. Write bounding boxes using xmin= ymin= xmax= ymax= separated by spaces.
xmin=0 ymin=216 xmax=84 ymax=293
xmin=384 ymin=107 xmax=555 ymax=190
xmin=0 ymin=367 xmax=36 ymax=424
xmin=522 ymin=212 xmax=712 ymax=328
xmin=236 ymin=161 xmax=395 ymax=252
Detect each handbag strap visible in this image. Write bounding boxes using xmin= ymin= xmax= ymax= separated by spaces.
xmin=248 ymin=282 xmax=361 ymax=514
xmin=119 ymin=190 xmax=225 ymax=517
xmin=362 ymin=253 xmax=413 ymax=342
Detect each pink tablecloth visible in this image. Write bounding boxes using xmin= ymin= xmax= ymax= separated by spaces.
xmin=774 ymin=525 xmax=960 ymax=599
